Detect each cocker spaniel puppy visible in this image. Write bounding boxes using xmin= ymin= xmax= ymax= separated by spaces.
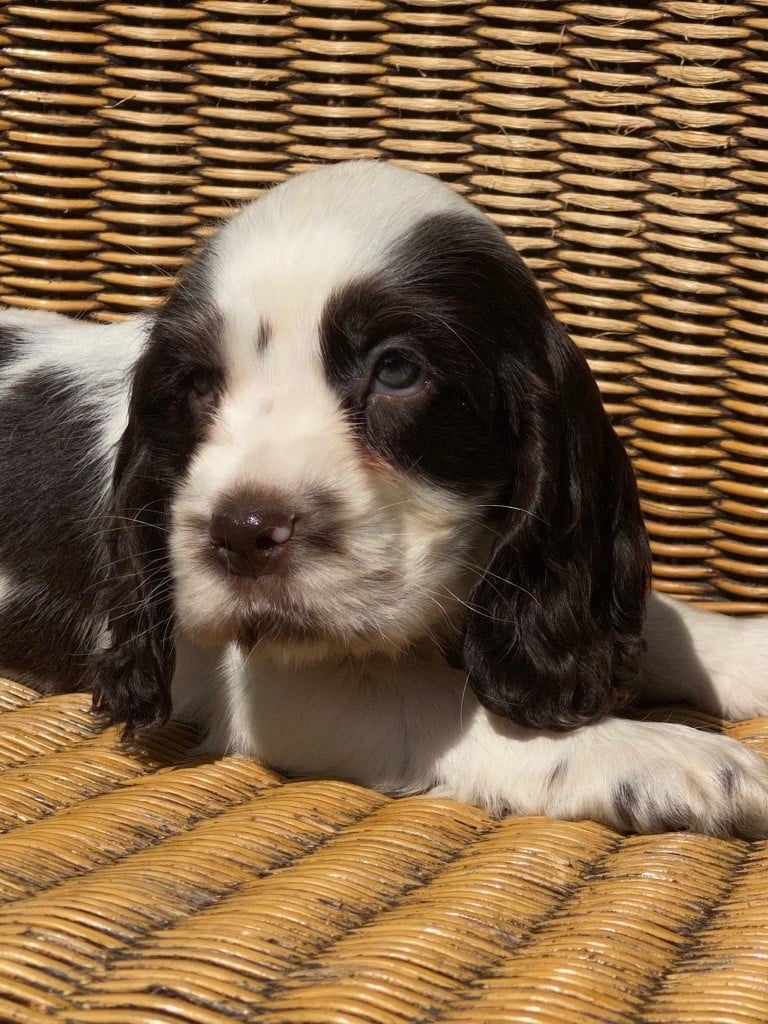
xmin=1 ymin=160 xmax=767 ymax=836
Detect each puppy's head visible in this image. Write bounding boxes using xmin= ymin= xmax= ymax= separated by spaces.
xmin=94 ymin=160 xmax=650 ymax=733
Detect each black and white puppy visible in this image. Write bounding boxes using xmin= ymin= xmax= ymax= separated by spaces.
xmin=1 ymin=160 xmax=767 ymax=836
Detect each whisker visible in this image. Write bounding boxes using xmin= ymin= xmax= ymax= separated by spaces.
xmin=476 ymin=503 xmax=546 ymax=524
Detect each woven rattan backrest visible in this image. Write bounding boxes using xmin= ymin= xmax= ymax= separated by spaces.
xmin=0 ymin=1 xmax=765 ymax=611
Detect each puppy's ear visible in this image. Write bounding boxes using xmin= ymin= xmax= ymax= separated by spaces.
xmin=92 ymin=372 xmax=176 ymax=735
xmin=463 ymin=316 xmax=651 ymax=730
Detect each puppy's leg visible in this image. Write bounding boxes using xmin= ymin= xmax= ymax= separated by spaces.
xmin=188 ymin=641 xmax=768 ymax=836
xmin=642 ymin=591 xmax=768 ymax=720
xmin=433 ymin=702 xmax=768 ymax=838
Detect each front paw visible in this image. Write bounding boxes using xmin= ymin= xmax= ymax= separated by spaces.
xmin=549 ymin=721 xmax=768 ymax=838
xmin=92 ymin=643 xmax=172 ymax=736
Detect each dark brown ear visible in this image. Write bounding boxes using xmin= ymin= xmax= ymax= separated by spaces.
xmin=90 ymin=251 xmax=223 ymax=734
xmin=462 ymin=317 xmax=651 ymax=730
xmin=91 ymin=373 xmax=176 ymax=735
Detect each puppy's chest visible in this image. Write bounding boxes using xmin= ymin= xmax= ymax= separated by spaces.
xmin=179 ymin=644 xmax=462 ymax=792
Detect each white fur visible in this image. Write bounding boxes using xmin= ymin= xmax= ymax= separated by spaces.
xmin=174 ymin=606 xmax=768 ymax=837
xmin=643 ymin=591 xmax=768 ymax=720
xmin=0 ymin=309 xmax=146 ymax=393
xmin=0 ymin=310 xmax=149 ymax=475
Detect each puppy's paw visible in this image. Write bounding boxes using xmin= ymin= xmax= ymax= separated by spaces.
xmin=549 ymin=721 xmax=768 ymax=838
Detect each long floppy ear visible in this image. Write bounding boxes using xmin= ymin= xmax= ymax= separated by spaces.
xmin=463 ymin=316 xmax=651 ymax=730
xmin=91 ymin=372 xmax=176 ymax=734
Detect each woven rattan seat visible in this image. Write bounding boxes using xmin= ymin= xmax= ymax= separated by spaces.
xmin=1 ymin=3 xmax=767 ymax=1021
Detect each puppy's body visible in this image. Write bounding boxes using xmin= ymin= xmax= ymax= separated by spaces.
xmin=1 ymin=160 xmax=768 ymax=837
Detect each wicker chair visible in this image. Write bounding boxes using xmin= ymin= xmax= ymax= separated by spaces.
xmin=0 ymin=3 xmax=767 ymax=1021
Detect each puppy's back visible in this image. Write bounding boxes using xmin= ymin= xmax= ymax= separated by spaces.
xmin=0 ymin=311 xmax=150 ymax=692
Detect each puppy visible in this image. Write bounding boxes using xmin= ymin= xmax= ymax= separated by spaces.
xmin=1 ymin=160 xmax=767 ymax=836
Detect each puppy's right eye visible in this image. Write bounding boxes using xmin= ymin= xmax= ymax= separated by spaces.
xmin=184 ymin=368 xmax=220 ymax=416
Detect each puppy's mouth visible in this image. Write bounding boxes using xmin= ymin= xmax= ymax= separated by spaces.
xmin=203 ymin=554 xmax=347 ymax=648
xmin=219 ymin=566 xmax=405 ymax=657
xmin=236 ymin=607 xmax=326 ymax=647
xmin=174 ymin=510 xmax=409 ymax=655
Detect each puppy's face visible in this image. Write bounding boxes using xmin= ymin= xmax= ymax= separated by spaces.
xmin=103 ymin=159 xmax=649 ymax=735
xmin=159 ymin=163 xmax=512 ymax=660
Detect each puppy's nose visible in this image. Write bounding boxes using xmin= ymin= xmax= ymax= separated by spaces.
xmin=209 ymin=505 xmax=297 ymax=577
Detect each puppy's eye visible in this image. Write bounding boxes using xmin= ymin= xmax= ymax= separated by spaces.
xmin=371 ymin=351 xmax=426 ymax=396
xmin=183 ymin=368 xmax=220 ymax=418
xmin=188 ymin=369 xmax=218 ymax=398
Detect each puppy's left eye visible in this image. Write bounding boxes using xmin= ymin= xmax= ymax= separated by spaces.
xmin=371 ymin=351 xmax=426 ymax=396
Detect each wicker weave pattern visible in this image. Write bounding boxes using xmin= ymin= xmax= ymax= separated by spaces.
xmin=0 ymin=680 xmax=764 ymax=1024
xmin=0 ymin=2 xmax=766 ymax=609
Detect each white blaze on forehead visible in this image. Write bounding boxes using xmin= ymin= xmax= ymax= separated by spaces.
xmin=196 ymin=161 xmax=484 ymax=500
xmin=208 ymin=160 xmax=482 ymax=375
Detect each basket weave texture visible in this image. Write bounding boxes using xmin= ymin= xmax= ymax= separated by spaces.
xmin=1 ymin=680 xmax=768 ymax=1024
xmin=1 ymin=3 xmax=768 ymax=1022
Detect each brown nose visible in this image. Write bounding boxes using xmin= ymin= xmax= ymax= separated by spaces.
xmin=209 ymin=505 xmax=296 ymax=577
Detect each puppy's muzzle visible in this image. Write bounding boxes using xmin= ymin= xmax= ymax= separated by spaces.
xmin=209 ymin=500 xmax=297 ymax=577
